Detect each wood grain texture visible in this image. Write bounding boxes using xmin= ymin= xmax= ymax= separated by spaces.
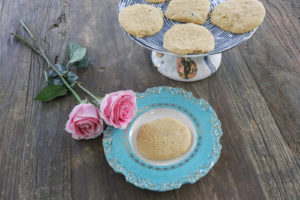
xmin=0 ymin=0 xmax=72 ymax=199
xmin=238 ymin=0 xmax=300 ymax=164
xmin=0 ymin=0 xmax=299 ymax=199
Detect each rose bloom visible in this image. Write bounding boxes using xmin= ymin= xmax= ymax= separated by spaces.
xmin=65 ymin=103 xmax=103 ymax=140
xmin=100 ymin=90 xmax=137 ymax=129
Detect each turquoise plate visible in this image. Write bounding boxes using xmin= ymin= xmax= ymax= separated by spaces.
xmin=103 ymin=87 xmax=223 ymax=191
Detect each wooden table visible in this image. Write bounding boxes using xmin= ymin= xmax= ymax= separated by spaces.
xmin=1 ymin=0 xmax=299 ymax=199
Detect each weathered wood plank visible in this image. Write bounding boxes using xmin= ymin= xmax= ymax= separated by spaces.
xmin=0 ymin=0 xmax=72 ymax=199
xmin=0 ymin=0 xmax=299 ymax=199
xmin=211 ymin=48 xmax=300 ymax=199
xmin=69 ymin=0 xmax=297 ymax=200
xmin=237 ymin=0 xmax=300 ymax=165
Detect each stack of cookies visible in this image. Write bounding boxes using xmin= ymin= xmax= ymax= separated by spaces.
xmin=119 ymin=0 xmax=265 ymax=55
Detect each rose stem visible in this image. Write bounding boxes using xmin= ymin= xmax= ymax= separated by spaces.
xmin=39 ymin=49 xmax=82 ymax=103
xmin=77 ymin=84 xmax=101 ymax=106
xmin=20 ymin=19 xmax=35 ymax=39
xmin=11 ymin=21 xmax=82 ymax=103
xmin=20 ymin=20 xmax=50 ymax=85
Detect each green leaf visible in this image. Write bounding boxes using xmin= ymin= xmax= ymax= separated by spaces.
xmin=47 ymin=64 xmax=67 ymax=78
xmin=34 ymin=85 xmax=67 ymax=102
xmin=48 ymin=69 xmax=58 ymax=78
xmin=55 ymin=63 xmax=67 ymax=74
xmin=73 ymin=56 xmax=89 ymax=68
xmin=67 ymin=71 xmax=78 ymax=86
xmin=66 ymin=42 xmax=88 ymax=67
xmin=68 ymin=48 xmax=86 ymax=64
xmin=67 ymin=42 xmax=82 ymax=58
xmin=53 ymin=78 xmax=64 ymax=85
xmin=48 ymin=78 xmax=64 ymax=86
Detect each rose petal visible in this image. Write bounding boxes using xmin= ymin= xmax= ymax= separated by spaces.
xmin=65 ymin=103 xmax=103 ymax=140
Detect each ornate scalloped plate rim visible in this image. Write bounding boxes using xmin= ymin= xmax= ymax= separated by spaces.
xmin=102 ymin=86 xmax=223 ymax=191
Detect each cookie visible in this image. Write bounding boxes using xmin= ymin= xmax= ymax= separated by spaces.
xmin=210 ymin=0 xmax=265 ymax=34
xmin=144 ymin=0 xmax=169 ymax=3
xmin=165 ymin=0 xmax=211 ymax=24
xmin=118 ymin=4 xmax=164 ymax=37
xmin=137 ymin=117 xmax=191 ymax=160
xmin=163 ymin=23 xmax=215 ymax=55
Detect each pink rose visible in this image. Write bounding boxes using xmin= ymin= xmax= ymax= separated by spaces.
xmin=100 ymin=90 xmax=137 ymax=129
xmin=65 ymin=103 xmax=103 ymax=140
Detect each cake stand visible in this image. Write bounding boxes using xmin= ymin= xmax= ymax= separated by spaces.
xmin=119 ymin=0 xmax=256 ymax=82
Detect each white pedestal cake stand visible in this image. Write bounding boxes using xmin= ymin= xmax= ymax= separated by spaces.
xmin=119 ymin=0 xmax=256 ymax=82
xmin=151 ymin=51 xmax=222 ymax=82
